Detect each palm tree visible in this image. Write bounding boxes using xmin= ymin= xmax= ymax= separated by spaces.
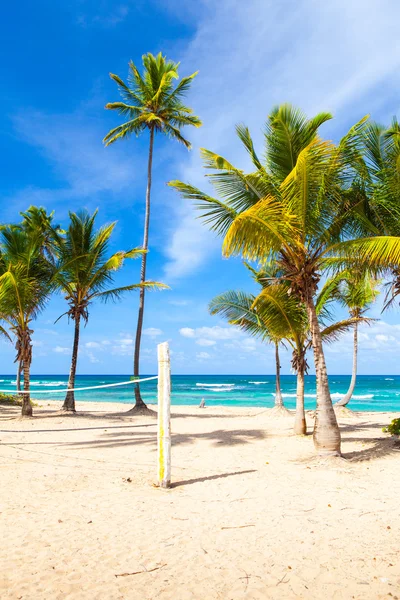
xmin=318 ymin=270 xmax=379 ymax=408
xmin=104 ymin=52 xmax=201 ymax=411
xmin=55 ymin=210 xmax=166 ymax=413
xmin=210 ymin=267 xmax=357 ymax=434
xmin=0 ymin=227 xmax=55 ymax=416
xmin=170 ymin=105 xmax=369 ymax=454
xmin=209 ymin=289 xmax=291 ymax=414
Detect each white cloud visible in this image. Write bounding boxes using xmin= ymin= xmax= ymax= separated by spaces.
xmin=180 ymin=327 xmax=196 ymax=338
xmin=31 ymin=340 xmax=43 ymax=347
xmin=169 ymin=299 xmax=190 ymax=307
xmin=54 ymin=346 xmax=70 ymax=354
xmin=77 ymin=4 xmax=129 ymax=28
xmin=163 ymin=0 xmax=400 ymax=279
xmin=143 ymin=327 xmax=163 ymax=337
xmin=85 ymin=341 xmax=102 ymax=349
xmin=375 ymin=334 xmax=395 ymax=343
xmin=196 ymin=338 xmax=216 ymax=347
xmin=187 ymin=326 xmax=242 ymax=341
xmin=196 ymin=351 xmax=211 ymax=360
xmin=87 ymin=352 xmax=100 ymax=364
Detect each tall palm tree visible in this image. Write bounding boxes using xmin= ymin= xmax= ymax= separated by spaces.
xmin=170 ymin=105 xmax=369 ymax=454
xmin=0 ymin=227 xmax=55 ymax=416
xmin=55 ymin=210 xmax=166 ymax=413
xmin=104 ymin=52 xmax=201 ymax=411
xmin=318 ymin=270 xmax=379 ymax=407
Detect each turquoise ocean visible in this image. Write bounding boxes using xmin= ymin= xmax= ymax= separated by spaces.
xmin=1 ymin=374 xmax=400 ymax=411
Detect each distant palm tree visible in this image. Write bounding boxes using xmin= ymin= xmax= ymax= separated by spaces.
xmin=211 ymin=271 xmax=357 ymax=434
xmin=104 ymin=52 xmax=201 ymax=411
xmin=55 ymin=210 xmax=166 ymax=413
xmin=318 ymin=270 xmax=379 ymax=408
xmin=209 ymin=289 xmax=291 ymax=414
xmin=0 ymin=226 xmax=54 ymax=416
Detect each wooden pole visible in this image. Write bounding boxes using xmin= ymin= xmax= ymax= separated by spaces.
xmin=157 ymin=341 xmax=171 ymax=488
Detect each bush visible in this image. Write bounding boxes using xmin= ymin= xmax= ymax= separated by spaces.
xmin=382 ymin=418 xmax=400 ymax=436
xmin=0 ymin=392 xmax=21 ymax=405
xmin=0 ymin=393 xmax=38 ymax=407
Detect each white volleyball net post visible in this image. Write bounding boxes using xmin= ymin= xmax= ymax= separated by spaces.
xmin=157 ymin=341 xmax=171 ymax=489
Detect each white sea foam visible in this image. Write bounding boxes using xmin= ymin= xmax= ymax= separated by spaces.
xmin=249 ymin=381 xmax=268 ymax=385
xmin=278 ymin=393 xmax=317 ymax=398
xmin=273 ymin=392 xmax=375 ymax=400
xmin=331 ymin=392 xmax=374 ymax=400
xmin=196 ymin=383 xmax=235 ymax=388
xmin=385 ymin=378 xmax=394 ymax=381
xmin=30 ymin=381 xmax=66 ymax=387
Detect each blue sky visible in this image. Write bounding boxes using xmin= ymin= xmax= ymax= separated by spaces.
xmin=1 ymin=0 xmax=400 ymax=375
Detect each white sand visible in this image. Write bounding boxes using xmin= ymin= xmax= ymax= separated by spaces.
xmin=0 ymin=401 xmax=399 ymax=599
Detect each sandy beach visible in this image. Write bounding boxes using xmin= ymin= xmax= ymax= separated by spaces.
xmin=1 ymin=402 xmax=399 ymax=599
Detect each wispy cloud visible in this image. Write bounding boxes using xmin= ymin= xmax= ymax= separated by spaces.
xmin=77 ymin=4 xmax=130 ymax=28
xmin=163 ymin=0 xmax=400 ymax=279
xmin=9 ymin=110 xmax=135 ymax=216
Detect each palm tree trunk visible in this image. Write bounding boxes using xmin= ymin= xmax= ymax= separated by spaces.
xmin=63 ymin=313 xmax=80 ymax=412
xmin=274 ymin=342 xmax=283 ymax=407
xmin=16 ymin=362 xmax=21 ymax=391
xmin=305 ymin=295 xmax=341 ymax=455
xmin=21 ymin=358 xmax=32 ymax=417
xmin=133 ymin=128 xmax=155 ymax=409
xmin=335 ymin=321 xmax=357 ymax=407
xmin=16 ymin=360 xmax=23 ymax=404
xmin=294 ymin=367 xmax=306 ymax=435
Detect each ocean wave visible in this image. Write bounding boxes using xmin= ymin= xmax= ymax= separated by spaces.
xmin=385 ymin=378 xmax=394 ymax=381
xmin=249 ymin=381 xmax=269 ymax=385
xmin=273 ymin=392 xmax=375 ymax=400
xmin=30 ymin=381 xmax=66 ymax=387
xmin=196 ymin=383 xmax=235 ymax=388
xmin=331 ymin=393 xmax=374 ymax=400
xmin=197 ymin=386 xmax=235 ymax=393
xmin=278 ymin=393 xmax=316 ymax=398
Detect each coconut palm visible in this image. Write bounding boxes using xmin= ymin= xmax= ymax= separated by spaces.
xmin=104 ymin=52 xmax=201 ymax=411
xmin=211 ymin=268 xmax=358 ymax=434
xmin=0 ymin=227 xmax=55 ymax=416
xmin=54 ymin=210 xmax=167 ymax=413
xmin=209 ymin=289 xmax=290 ymax=414
xmin=317 ymin=270 xmax=379 ymax=407
xmin=170 ymin=105 xmax=369 ymax=454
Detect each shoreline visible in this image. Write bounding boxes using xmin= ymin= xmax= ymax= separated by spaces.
xmin=9 ymin=397 xmax=400 ymax=415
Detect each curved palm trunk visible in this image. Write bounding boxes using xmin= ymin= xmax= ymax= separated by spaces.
xmin=294 ymin=368 xmax=306 ymax=435
xmin=21 ymin=358 xmax=32 ymax=417
xmin=335 ymin=321 xmax=358 ymax=407
xmin=274 ymin=342 xmax=283 ymax=407
xmin=305 ymin=296 xmax=341 ymax=455
xmin=133 ymin=128 xmax=155 ymax=409
xmin=63 ymin=314 xmax=80 ymax=412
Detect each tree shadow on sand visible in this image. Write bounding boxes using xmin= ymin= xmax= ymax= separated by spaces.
xmin=60 ymin=428 xmax=266 ymax=450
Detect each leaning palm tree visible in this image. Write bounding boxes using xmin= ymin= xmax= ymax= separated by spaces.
xmin=55 ymin=210 xmax=166 ymax=413
xmin=318 ymin=270 xmax=379 ymax=408
xmin=104 ymin=52 xmax=201 ymax=411
xmin=0 ymin=227 xmax=55 ymax=416
xmin=170 ymin=105 xmax=369 ymax=454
